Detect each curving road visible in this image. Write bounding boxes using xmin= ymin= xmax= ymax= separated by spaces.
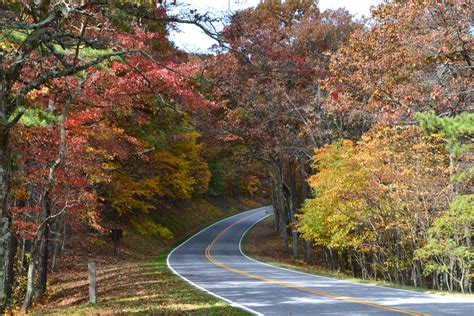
xmin=167 ymin=207 xmax=474 ymax=315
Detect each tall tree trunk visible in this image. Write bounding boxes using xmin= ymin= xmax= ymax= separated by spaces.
xmin=299 ymin=155 xmax=312 ymax=263
xmin=286 ymin=159 xmax=299 ymax=259
xmin=284 ymin=186 xmax=298 ymax=259
xmin=304 ymin=240 xmax=312 ymax=263
xmin=269 ymin=182 xmax=279 ymax=233
xmin=0 ymin=127 xmax=15 ymax=310
xmin=323 ymin=247 xmax=332 ymax=268
xmin=234 ymin=172 xmax=241 ymax=198
xmin=35 ymin=196 xmax=51 ymax=298
xmin=272 ymin=165 xmax=290 ymax=251
xmin=291 ymin=228 xmax=298 ymax=259
xmin=341 ymin=249 xmax=348 ymax=273
xmin=350 ymin=251 xmax=357 ymax=277
xmin=51 ymin=237 xmax=59 ymax=272
xmin=414 ymin=260 xmax=425 ymax=288
xmin=60 ymin=223 xmax=67 ymax=254
xmin=269 ymin=172 xmax=285 ymax=239
xmin=51 ymin=215 xmax=65 ymax=272
xmin=21 ymin=259 xmax=35 ymax=313
xmin=372 ymin=253 xmax=378 ymax=280
xmin=19 ymin=238 xmax=26 ymax=274
xmin=329 ymin=248 xmax=339 ymax=271
xmin=360 ymin=253 xmax=368 ymax=279
xmin=0 ymin=43 xmax=20 ymax=309
xmin=0 ymin=130 xmax=10 ymax=234
xmin=0 ymin=216 xmax=16 ymax=311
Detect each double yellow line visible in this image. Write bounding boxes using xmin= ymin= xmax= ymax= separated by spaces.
xmin=205 ymin=212 xmax=428 ymax=316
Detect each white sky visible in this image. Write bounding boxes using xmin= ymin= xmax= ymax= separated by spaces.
xmin=169 ymin=0 xmax=382 ymax=53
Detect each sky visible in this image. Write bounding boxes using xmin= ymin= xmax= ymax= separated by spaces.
xmin=168 ymin=0 xmax=382 ymax=53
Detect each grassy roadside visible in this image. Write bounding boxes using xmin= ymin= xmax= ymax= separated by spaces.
xmin=31 ymin=197 xmax=262 ymax=315
xmin=242 ymin=216 xmax=474 ymax=299
xmin=39 ymin=250 xmax=249 ymax=315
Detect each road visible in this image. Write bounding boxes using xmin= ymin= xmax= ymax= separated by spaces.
xmin=167 ymin=206 xmax=474 ymax=315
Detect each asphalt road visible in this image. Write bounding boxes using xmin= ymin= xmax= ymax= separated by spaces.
xmin=167 ymin=206 xmax=474 ymax=315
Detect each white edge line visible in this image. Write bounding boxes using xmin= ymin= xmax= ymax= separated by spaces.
xmin=238 ymin=211 xmax=461 ymax=301
xmin=166 ymin=206 xmax=269 ymax=316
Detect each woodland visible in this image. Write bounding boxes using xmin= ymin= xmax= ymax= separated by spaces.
xmin=0 ymin=0 xmax=472 ymax=312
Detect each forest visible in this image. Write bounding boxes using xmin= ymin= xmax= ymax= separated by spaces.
xmin=0 ymin=0 xmax=472 ymax=313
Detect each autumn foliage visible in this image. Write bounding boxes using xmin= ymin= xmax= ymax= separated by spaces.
xmin=0 ymin=0 xmax=224 ymax=311
xmin=298 ymin=125 xmax=463 ymax=289
xmin=0 ymin=0 xmax=472 ymax=311
xmin=205 ymin=0 xmax=472 ymax=293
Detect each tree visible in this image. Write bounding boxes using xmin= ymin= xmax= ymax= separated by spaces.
xmin=299 ymin=124 xmax=451 ymax=286
xmin=301 ymin=1 xmax=472 ymax=290
xmin=413 ymin=111 xmax=473 ymax=293
xmin=106 ymin=111 xmax=211 ymax=216
xmin=415 ymin=195 xmax=473 ymax=293
xmin=205 ymin=0 xmax=358 ymax=258
xmin=1 ymin=0 xmax=218 ymax=309
xmin=416 ymin=111 xmax=474 ymax=197
xmin=325 ymin=1 xmax=472 ymax=122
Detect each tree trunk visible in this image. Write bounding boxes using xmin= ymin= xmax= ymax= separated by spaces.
xmin=0 ymin=216 xmax=16 ymax=311
xmin=51 ymin=216 xmax=64 ymax=272
xmin=275 ymin=180 xmax=288 ymax=249
xmin=269 ymin=171 xmax=281 ymax=230
xmin=21 ymin=259 xmax=35 ymax=313
xmin=414 ymin=260 xmax=425 ymax=288
xmin=35 ymin=197 xmax=51 ymax=298
xmin=60 ymin=223 xmax=67 ymax=254
xmin=350 ymin=251 xmax=357 ymax=277
xmin=329 ymin=248 xmax=339 ymax=271
xmin=360 ymin=253 xmax=368 ymax=279
xmin=372 ymin=253 xmax=378 ymax=280
xmin=299 ymin=155 xmax=312 ymax=263
xmin=269 ymin=184 xmax=279 ymax=234
xmin=272 ymin=165 xmax=290 ymax=251
xmin=341 ymin=249 xmax=348 ymax=273
xmin=304 ymin=239 xmax=312 ymax=263
xmin=291 ymin=231 xmax=299 ymax=259
xmin=322 ymin=247 xmax=330 ymax=267
xmin=30 ymin=84 xmax=80 ymax=302
xmin=51 ymin=238 xmax=59 ymax=272
xmin=0 ymin=128 xmax=16 ymax=309
xmin=0 ymin=130 xmax=10 ymax=230
xmin=285 ymin=160 xmax=298 ymax=259
xmin=19 ymin=238 xmax=26 ymax=274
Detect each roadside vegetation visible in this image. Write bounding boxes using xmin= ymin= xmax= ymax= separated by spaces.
xmin=35 ymin=251 xmax=248 ymax=315
xmin=38 ymin=252 xmax=248 ymax=316
xmin=243 ymin=216 xmax=474 ymax=299
xmin=31 ymin=197 xmax=259 ymax=314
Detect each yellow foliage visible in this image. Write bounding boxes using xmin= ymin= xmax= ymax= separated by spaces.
xmin=13 ymin=188 xmax=28 ymax=202
xmin=108 ymin=130 xmax=211 ymax=215
xmin=111 ymin=175 xmax=163 ymax=215
xmin=130 ymin=216 xmax=173 ymax=239
xmin=299 ymin=124 xmax=450 ymax=255
xmin=240 ymin=175 xmax=261 ymax=196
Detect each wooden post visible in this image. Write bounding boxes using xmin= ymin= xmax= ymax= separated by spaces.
xmin=114 ymin=239 xmax=118 ymax=257
xmin=88 ymin=259 xmax=96 ymax=304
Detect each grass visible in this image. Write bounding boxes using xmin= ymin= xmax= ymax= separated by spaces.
xmin=242 ymin=216 xmax=474 ymax=299
xmin=37 ymin=250 xmax=249 ymax=315
xmin=32 ymin=197 xmax=262 ymax=315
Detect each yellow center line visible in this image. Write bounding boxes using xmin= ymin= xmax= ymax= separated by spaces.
xmin=205 ymin=212 xmax=429 ymax=316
